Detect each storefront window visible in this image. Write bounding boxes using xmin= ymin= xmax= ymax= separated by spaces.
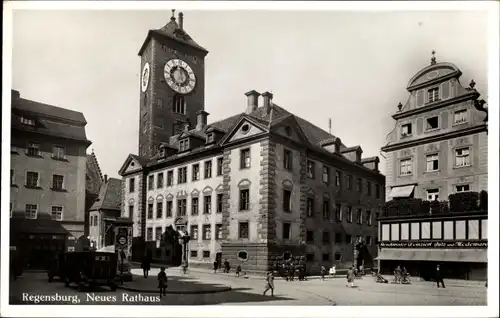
xmin=410 ymin=223 xmax=419 ymax=240
xmin=443 ymin=221 xmax=453 ymax=240
xmin=390 ymin=223 xmax=399 ymax=241
xmin=381 ymin=224 xmax=390 ymax=241
xmin=400 ymin=223 xmax=409 ymax=240
xmin=432 ymin=221 xmax=442 ymax=239
xmin=455 ymin=220 xmax=466 ymax=240
xmin=481 ymin=219 xmax=487 ymax=239
xmin=468 ymin=220 xmax=479 ymax=240
xmin=421 ymin=222 xmax=430 ymax=239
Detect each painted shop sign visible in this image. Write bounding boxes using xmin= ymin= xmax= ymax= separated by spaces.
xmin=379 ymin=241 xmax=487 ymax=248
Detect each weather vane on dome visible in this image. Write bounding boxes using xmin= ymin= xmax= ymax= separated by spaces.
xmin=171 ymin=9 xmax=176 ymax=21
xmin=431 ymin=50 xmax=436 ymax=65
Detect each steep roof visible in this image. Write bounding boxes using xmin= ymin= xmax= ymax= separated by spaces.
xmin=86 ymin=150 xmax=103 ymax=195
xmin=138 ymin=16 xmax=208 ymax=56
xmin=11 ymin=90 xmax=91 ymax=144
xmin=90 ymin=178 xmax=122 ymax=211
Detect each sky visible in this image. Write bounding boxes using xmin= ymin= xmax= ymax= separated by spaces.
xmin=10 ymin=7 xmax=490 ymax=179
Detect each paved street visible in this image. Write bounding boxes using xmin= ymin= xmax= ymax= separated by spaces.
xmin=9 ymin=269 xmax=487 ymax=306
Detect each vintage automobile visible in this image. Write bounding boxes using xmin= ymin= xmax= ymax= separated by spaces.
xmin=62 ymin=251 xmax=118 ymax=291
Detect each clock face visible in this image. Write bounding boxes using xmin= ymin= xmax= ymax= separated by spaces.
xmin=164 ymin=59 xmax=196 ymax=94
xmin=141 ymin=62 xmax=150 ymax=92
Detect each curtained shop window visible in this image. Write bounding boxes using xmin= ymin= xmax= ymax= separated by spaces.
xmin=390 ymin=224 xmax=399 ymax=241
xmin=400 ymin=223 xmax=409 ymax=240
xmin=443 ymin=221 xmax=454 ymax=240
xmin=432 ymin=221 xmax=442 ymax=239
xmin=410 ymin=223 xmax=419 ymax=240
xmin=455 ymin=220 xmax=466 ymax=240
xmin=421 ymin=222 xmax=430 ymax=239
xmin=468 ymin=220 xmax=479 ymax=240
xmin=381 ymin=224 xmax=390 ymax=241
xmin=481 ymin=220 xmax=487 ymax=239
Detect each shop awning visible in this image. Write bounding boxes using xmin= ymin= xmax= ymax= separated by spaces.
xmin=376 ymin=248 xmax=487 ymax=263
xmin=388 ymin=185 xmax=415 ymax=198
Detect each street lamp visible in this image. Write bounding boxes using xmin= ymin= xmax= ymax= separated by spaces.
xmin=178 ymin=230 xmax=190 ymax=268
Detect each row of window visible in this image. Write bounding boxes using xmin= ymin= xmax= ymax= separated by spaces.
xmin=306 ymin=198 xmax=375 ymax=225
xmin=423 ymin=186 xmax=470 ymax=201
xmin=10 ymin=203 xmax=63 ymax=220
xmin=303 ymin=156 xmax=381 ymax=198
xmin=146 ymin=224 xmax=223 ymax=241
xmin=12 ymin=142 xmax=67 ymax=161
xmin=136 ymin=147 xmax=381 ymax=200
xmin=11 ymin=170 xmax=66 ymax=190
xmin=138 ymin=193 xmax=225 ymax=220
xmin=381 ymin=219 xmax=488 ymax=241
xmin=400 ymin=109 xmax=468 ymax=138
xmin=400 ymin=146 xmax=471 ymax=176
xmin=130 ymin=157 xmax=225 ymax=193
xmin=305 ymin=229 xmax=372 ymax=245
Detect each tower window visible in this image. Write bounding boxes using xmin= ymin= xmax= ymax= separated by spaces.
xmin=173 ymin=96 xmax=186 ymax=114
xmin=428 ymin=88 xmax=440 ymax=103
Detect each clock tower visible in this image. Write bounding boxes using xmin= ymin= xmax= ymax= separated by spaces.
xmin=138 ymin=10 xmax=208 ymax=158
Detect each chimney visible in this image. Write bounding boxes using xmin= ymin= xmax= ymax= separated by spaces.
xmin=196 ymin=110 xmax=209 ymax=131
xmin=245 ymin=90 xmax=260 ymax=114
xmin=262 ymin=91 xmax=273 ymax=114
xmin=104 ymin=174 xmax=108 ymax=183
xmin=178 ymin=12 xmax=184 ymax=29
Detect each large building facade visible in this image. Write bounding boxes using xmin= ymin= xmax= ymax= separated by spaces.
xmin=119 ymin=12 xmax=384 ymax=274
xmin=378 ymin=54 xmax=488 ymax=281
xmin=10 ymin=89 xmax=91 ymax=268
xmin=381 ymin=54 xmax=488 ymax=200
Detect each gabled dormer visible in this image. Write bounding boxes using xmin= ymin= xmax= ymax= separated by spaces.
xmin=320 ymin=137 xmax=342 ymax=154
xmin=177 ymin=123 xmax=206 ymax=153
xmin=361 ymin=156 xmax=380 ymax=172
xmin=204 ymin=125 xmax=225 ymax=145
xmin=341 ymin=146 xmax=362 ymax=163
xmin=158 ymin=142 xmax=178 ymax=159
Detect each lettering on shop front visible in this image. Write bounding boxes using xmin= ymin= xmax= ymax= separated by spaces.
xmin=379 ymin=241 xmax=487 ymax=248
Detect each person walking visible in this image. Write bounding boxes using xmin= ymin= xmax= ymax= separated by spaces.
xmin=346 ymin=266 xmax=355 ymax=288
xmin=436 ymin=264 xmax=445 ymax=288
xmin=394 ymin=265 xmax=402 ymax=284
xmin=141 ymin=250 xmax=151 ymax=278
xmin=157 ymin=267 xmax=168 ymax=298
xmin=235 ymin=265 xmax=242 ymax=278
xmin=263 ymin=271 xmax=275 ymax=296
xmin=213 ymin=260 xmax=218 ymax=273
xmin=320 ymin=265 xmax=327 ymax=281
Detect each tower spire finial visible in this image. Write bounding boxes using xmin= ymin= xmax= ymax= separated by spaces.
xmin=171 ymin=9 xmax=176 ymax=21
xmin=431 ymin=49 xmax=436 ymax=65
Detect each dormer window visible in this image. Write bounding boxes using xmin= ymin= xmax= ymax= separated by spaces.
xmin=207 ymin=133 xmax=214 ymax=143
xmin=159 ymin=148 xmax=165 ymax=157
xmin=173 ymin=95 xmax=186 ymax=114
xmin=179 ymin=139 xmax=189 ymax=152
xmin=20 ymin=116 xmax=35 ymax=126
xmin=401 ymin=123 xmax=412 ymax=137
xmin=428 ymin=87 xmax=440 ymax=103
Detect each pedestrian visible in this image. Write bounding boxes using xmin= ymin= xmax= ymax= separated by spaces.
xmin=157 ymin=267 xmax=168 ymax=297
xmin=213 ymin=260 xmax=218 ymax=273
xmin=223 ymin=259 xmax=230 ymax=273
xmin=329 ymin=265 xmax=336 ymax=277
xmin=320 ymin=265 xmax=327 ymax=281
xmin=436 ymin=265 xmax=445 ymax=288
xmin=235 ymin=265 xmax=242 ymax=277
xmin=394 ymin=265 xmax=402 ymax=284
xmin=346 ymin=266 xmax=355 ymax=288
xmin=141 ymin=251 xmax=151 ymax=278
xmin=263 ymin=271 xmax=275 ymax=296
xmin=181 ymin=260 xmax=188 ymax=275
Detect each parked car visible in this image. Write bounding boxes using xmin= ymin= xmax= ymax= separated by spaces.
xmin=62 ymin=251 xmax=118 ymax=291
